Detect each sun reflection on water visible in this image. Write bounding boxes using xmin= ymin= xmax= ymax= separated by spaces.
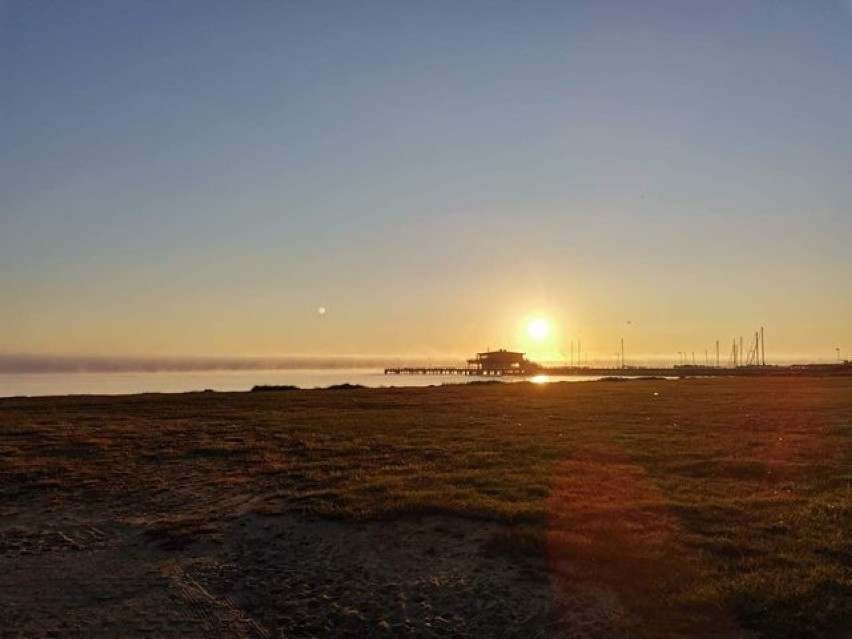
xmin=531 ymin=375 xmax=550 ymax=384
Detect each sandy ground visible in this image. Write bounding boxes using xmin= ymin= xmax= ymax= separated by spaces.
xmin=0 ymin=500 xmax=608 ymax=638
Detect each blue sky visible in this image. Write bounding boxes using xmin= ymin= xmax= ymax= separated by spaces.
xmin=2 ymin=1 xmax=850 ymax=361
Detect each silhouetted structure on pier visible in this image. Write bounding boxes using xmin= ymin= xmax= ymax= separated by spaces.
xmin=467 ymin=350 xmax=539 ymax=375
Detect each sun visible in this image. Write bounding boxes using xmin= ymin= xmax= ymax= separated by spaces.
xmin=527 ymin=317 xmax=549 ymax=341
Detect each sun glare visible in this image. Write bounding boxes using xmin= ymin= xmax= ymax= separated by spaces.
xmin=527 ymin=318 xmax=549 ymax=341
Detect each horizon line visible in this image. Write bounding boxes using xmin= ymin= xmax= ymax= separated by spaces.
xmin=0 ymin=351 xmax=846 ymax=374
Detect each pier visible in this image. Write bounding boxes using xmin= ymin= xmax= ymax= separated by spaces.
xmin=383 ymin=366 xmax=529 ymax=376
xmin=386 ymin=350 xmax=540 ymax=376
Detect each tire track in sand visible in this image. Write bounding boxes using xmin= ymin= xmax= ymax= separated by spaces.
xmin=166 ymin=560 xmax=270 ymax=639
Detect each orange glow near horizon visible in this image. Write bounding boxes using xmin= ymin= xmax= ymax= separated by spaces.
xmin=520 ymin=314 xmax=564 ymax=363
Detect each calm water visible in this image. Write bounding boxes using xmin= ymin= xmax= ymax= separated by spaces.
xmin=0 ymin=369 xmax=613 ymax=398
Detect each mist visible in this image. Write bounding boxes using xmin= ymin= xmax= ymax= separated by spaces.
xmin=0 ymin=354 xmax=397 ymax=374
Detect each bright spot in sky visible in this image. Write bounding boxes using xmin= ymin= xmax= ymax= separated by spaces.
xmin=317 ymin=307 xmax=327 ymax=315
xmin=527 ymin=318 xmax=549 ymax=341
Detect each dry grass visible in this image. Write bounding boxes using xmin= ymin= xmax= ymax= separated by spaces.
xmin=1 ymin=377 xmax=850 ymax=637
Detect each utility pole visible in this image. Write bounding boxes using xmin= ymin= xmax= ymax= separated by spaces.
xmin=620 ymin=338 xmax=625 ymax=369
xmin=754 ymin=331 xmax=759 ymax=366
xmin=761 ymin=326 xmax=765 ymax=366
xmin=716 ymin=340 xmax=720 ymax=368
xmin=570 ymin=341 xmax=574 ymax=367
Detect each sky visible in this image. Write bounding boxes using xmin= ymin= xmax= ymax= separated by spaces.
xmin=2 ymin=0 xmax=851 ymax=364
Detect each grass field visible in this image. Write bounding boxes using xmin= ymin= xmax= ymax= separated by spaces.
xmin=1 ymin=377 xmax=850 ymax=637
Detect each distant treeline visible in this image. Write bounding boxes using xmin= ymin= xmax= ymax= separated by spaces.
xmin=250 ymin=385 xmax=300 ymax=392
xmin=250 ymin=383 xmax=367 ymax=392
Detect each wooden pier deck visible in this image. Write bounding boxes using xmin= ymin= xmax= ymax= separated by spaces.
xmin=383 ymin=367 xmax=531 ymax=376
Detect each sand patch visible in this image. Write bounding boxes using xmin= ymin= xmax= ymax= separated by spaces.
xmin=1 ymin=506 xmax=563 ymax=638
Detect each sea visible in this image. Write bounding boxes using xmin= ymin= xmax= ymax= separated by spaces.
xmin=0 ymin=369 xmax=613 ymax=398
